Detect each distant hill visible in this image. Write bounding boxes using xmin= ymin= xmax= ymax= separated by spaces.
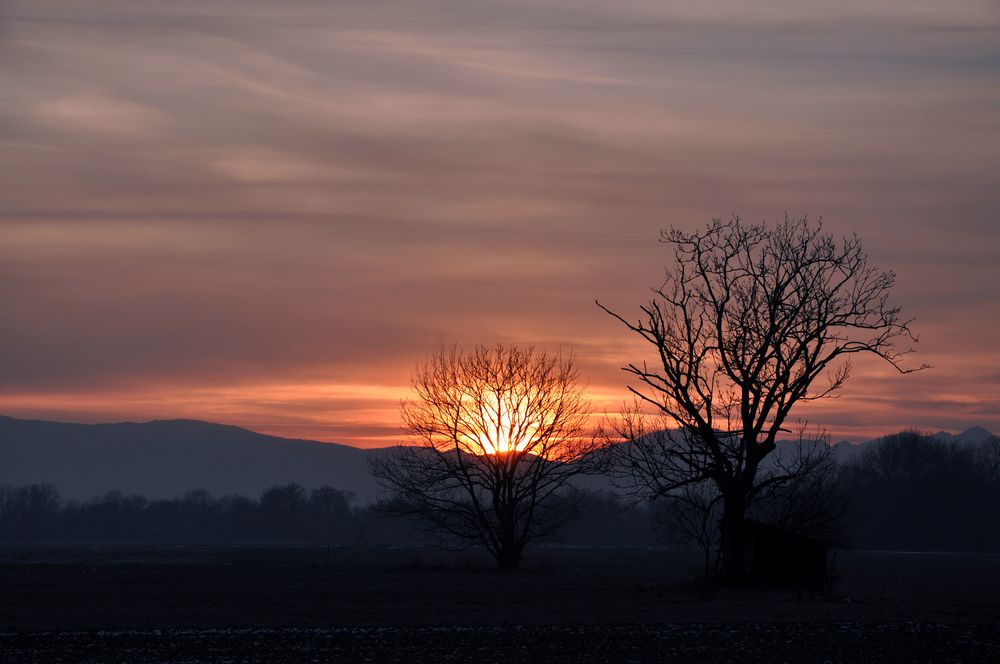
xmin=0 ymin=416 xmax=382 ymax=503
xmin=931 ymin=426 xmax=997 ymax=445
xmin=831 ymin=426 xmax=997 ymax=464
xmin=2 ymin=415 xmax=994 ymax=504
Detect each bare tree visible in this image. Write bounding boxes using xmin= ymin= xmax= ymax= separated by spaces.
xmin=599 ymin=216 xmax=924 ymax=583
xmin=654 ymin=480 xmax=722 ymax=581
xmin=369 ymin=344 xmax=596 ymax=570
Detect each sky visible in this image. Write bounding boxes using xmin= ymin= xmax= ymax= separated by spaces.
xmin=1 ymin=1 xmax=999 ymax=447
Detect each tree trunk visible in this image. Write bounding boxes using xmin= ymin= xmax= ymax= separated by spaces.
xmin=719 ymin=493 xmax=747 ymax=585
xmin=495 ymin=509 xmax=522 ymax=571
xmin=496 ymin=546 xmax=521 ymax=571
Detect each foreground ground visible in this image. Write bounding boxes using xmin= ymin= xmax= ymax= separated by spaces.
xmin=1 ymin=545 xmax=998 ymax=661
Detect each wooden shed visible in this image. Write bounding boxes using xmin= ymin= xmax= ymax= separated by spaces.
xmin=744 ymin=519 xmax=832 ymax=593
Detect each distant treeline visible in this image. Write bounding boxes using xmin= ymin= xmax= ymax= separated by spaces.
xmin=1 ymin=432 xmax=998 ymax=552
xmin=0 ymin=484 xmax=357 ymax=544
xmin=842 ymin=432 xmax=1000 ymax=552
xmin=0 ymin=481 xmax=661 ymax=547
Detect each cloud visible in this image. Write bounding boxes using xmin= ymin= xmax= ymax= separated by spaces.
xmin=211 ymin=149 xmax=355 ymax=183
xmin=35 ymin=94 xmax=168 ymax=135
xmin=1 ymin=0 xmax=999 ymax=445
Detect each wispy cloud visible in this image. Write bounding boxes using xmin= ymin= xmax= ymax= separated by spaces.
xmin=2 ymin=0 xmax=998 ymax=444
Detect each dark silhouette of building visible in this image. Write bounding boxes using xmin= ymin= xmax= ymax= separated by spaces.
xmin=744 ymin=519 xmax=831 ymax=593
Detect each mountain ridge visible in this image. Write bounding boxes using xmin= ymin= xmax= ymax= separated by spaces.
xmin=0 ymin=414 xmax=382 ymax=503
xmin=1 ymin=415 xmax=995 ymax=503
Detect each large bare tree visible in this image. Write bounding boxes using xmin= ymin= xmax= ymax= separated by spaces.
xmin=369 ymin=344 xmax=596 ymax=569
xmin=599 ymin=216 xmax=924 ymax=583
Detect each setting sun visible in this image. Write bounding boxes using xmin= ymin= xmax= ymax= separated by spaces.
xmin=461 ymin=392 xmax=538 ymax=455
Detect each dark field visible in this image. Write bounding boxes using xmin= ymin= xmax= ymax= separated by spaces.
xmin=2 ymin=545 xmax=999 ymax=662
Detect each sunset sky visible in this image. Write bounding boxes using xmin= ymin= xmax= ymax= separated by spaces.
xmin=2 ymin=1 xmax=998 ymax=447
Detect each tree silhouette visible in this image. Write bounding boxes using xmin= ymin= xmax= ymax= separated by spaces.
xmin=842 ymin=432 xmax=991 ymax=551
xmin=260 ymin=483 xmax=309 ymax=540
xmin=599 ymin=216 xmax=924 ymax=583
xmin=653 ymin=481 xmax=722 ymax=581
xmin=311 ymin=485 xmax=354 ymax=568
xmin=369 ymin=344 xmax=596 ymax=569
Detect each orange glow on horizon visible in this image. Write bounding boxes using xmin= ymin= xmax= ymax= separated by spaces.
xmin=0 ymin=361 xmax=995 ymax=448
xmin=456 ymin=392 xmax=538 ymax=455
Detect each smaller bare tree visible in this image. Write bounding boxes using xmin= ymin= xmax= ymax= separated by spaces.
xmin=654 ymin=481 xmax=722 ymax=581
xmin=369 ymin=345 xmax=597 ymax=569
